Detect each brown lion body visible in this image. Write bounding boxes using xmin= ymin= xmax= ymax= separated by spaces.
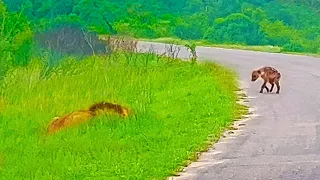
xmin=251 ymin=66 xmax=281 ymax=94
xmin=47 ymin=101 xmax=130 ymax=135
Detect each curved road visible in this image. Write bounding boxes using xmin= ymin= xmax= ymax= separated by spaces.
xmin=138 ymin=42 xmax=320 ymax=180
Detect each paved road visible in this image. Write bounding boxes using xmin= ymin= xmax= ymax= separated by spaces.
xmin=138 ymin=42 xmax=320 ymax=180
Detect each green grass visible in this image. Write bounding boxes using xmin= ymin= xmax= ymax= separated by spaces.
xmin=141 ymin=37 xmax=320 ymax=57
xmin=0 ymin=51 xmax=246 ymax=179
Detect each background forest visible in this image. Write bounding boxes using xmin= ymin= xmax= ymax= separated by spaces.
xmin=2 ymin=0 xmax=320 ymax=57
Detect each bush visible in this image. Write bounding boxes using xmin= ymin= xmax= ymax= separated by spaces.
xmin=282 ymin=41 xmax=305 ymax=52
xmin=34 ymin=24 xmax=109 ymax=57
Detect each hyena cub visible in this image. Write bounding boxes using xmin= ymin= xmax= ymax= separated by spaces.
xmin=251 ymin=66 xmax=281 ymax=94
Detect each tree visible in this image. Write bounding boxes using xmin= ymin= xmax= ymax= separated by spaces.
xmin=204 ymin=13 xmax=268 ymax=45
xmin=0 ymin=0 xmax=33 ymax=76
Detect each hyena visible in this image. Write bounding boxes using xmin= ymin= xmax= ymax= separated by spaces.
xmin=251 ymin=66 xmax=281 ymax=94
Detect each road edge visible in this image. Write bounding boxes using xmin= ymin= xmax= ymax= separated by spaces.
xmin=167 ymin=80 xmax=258 ymax=180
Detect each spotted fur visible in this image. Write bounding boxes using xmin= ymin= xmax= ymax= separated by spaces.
xmin=251 ymin=66 xmax=281 ymax=94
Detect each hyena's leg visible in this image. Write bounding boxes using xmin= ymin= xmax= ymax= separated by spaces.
xmin=260 ymin=81 xmax=269 ymax=93
xmin=275 ymin=81 xmax=280 ymax=94
xmin=269 ymin=80 xmax=275 ymax=92
xmin=269 ymin=83 xmax=274 ymax=92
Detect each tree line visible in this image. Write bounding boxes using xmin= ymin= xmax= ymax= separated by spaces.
xmin=1 ymin=0 xmax=320 ymax=61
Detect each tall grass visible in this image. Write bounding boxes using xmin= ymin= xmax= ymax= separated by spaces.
xmin=0 ymin=51 xmax=244 ymax=179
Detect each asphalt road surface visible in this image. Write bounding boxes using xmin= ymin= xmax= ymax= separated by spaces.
xmin=138 ymin=42 xmax=320 ymax=180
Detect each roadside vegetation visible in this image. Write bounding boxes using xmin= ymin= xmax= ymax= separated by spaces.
xmin=0 ymin=1 xmax=248 ymax=179
xmin=141 ymin=37 xmax=320 ymax=57
xmin=141 ymin=37 xmax=282 ymax=53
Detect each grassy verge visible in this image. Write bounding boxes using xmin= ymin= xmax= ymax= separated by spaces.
xmin=0 ymin=51 xmax=247 ymax=179
xmin=140 ymin=37 xmax=320 ymax=57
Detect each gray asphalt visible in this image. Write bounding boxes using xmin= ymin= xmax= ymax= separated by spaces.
xmin=137 ymin=42 xmax=320 ymax=180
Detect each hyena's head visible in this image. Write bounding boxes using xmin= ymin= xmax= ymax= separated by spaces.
xmin=251 ymin=70 xmax=261 ymax=81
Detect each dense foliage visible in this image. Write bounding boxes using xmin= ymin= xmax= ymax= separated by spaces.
xmin=1 ymin=0 xmax=320 ymax=60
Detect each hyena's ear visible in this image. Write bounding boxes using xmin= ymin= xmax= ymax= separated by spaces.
xmin=257 ymin=70 xmax=261 ymax=74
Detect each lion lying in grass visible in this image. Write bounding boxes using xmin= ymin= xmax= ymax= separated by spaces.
xmin=47 ymin=101 xmax=130 ymax=135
